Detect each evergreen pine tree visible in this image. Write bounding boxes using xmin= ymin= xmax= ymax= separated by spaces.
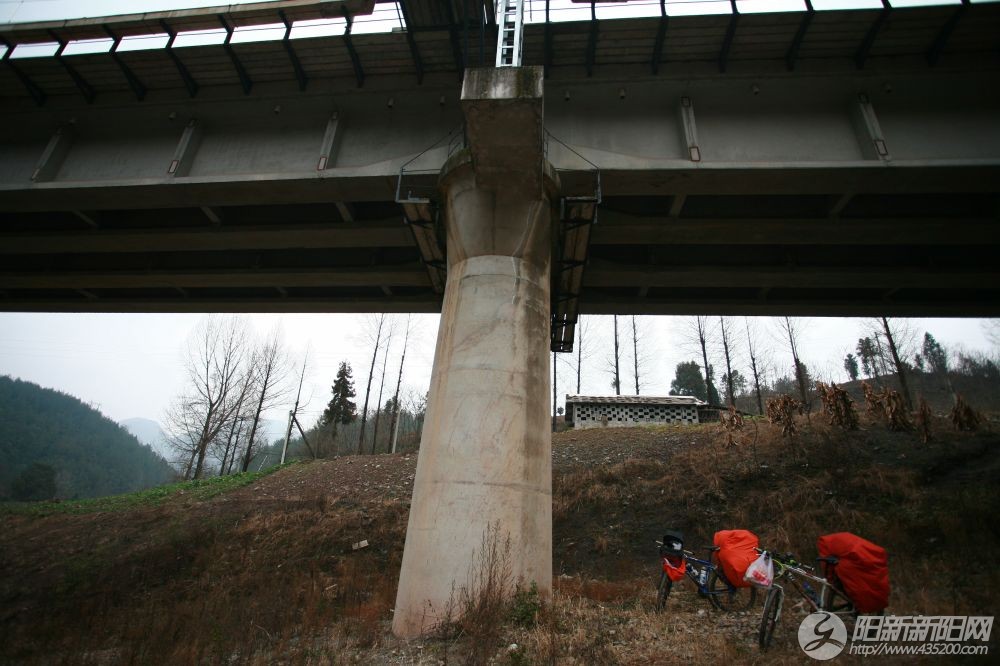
xmin=844 ymin=353 xmax=860 ymax=381
xmin=322 ymin=362 xmax=358 ymax=434
xmin=922 ymin=333 xmax=949 ymax=374
xmin=669 ymin=361 xmax=708 ymax=401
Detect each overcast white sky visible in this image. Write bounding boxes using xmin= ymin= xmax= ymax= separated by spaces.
xmin=0 ymin=0 xmax=995 ymax=429
xmin=0 ymin=313 xmax=994 ymax=428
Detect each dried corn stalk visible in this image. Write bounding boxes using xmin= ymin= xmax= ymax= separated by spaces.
xmin=950 ymin=394 xmax=981 ymax=432
xmin=863 ymin=381 xmax=912 ymax=431
xmin=816 ymin=381 xmax=859 ymax=430
xmin=861 ymin=381 xmax=883 ymax=420
xmin=915 ymin=397 xmax=932 ymax=444
xmin=882 ymin=389 xmax=912 ymax=431
xmin=721 ymin=405 xmax=744 ymax=447
xmin=766 ymin=394 xmax=799 ymax=438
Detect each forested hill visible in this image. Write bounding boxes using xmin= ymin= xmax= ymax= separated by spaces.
xmin=0 ymin=376 xmax=176 ymax=500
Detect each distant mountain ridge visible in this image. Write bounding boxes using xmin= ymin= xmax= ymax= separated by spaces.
xmin=122 ymin=416 xmax=286 ymax=471
xmin=0 ymin=376 xmax=176 ymax=500
xmin=121 ymin=417 xmax=172 ymax=460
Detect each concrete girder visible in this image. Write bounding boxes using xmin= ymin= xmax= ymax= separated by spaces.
xmin=0 ymin=58 xmax=998 ymax=316
xmin=0 ymin=296 xmax=442 ymax=314
xmin=587 ymin=213 xmax=1000 ymax=246
xmin=582 ymin=261 xmax=995 ymax=291
xmin=0 ymin=70 xmax=997 ymax=201
xmin=0 ymin=265 xmax=430 ymax=290
xmin=0 ymin=221 xmax=412 ymax=253
xmin=579 ymin=297 xmax=1000 ymax=318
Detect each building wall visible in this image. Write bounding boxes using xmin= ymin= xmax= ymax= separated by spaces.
xmin=570 ymin=402 xmax=700 ymax=429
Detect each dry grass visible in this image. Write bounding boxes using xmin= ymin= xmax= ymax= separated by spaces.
xmin=3 ymin=415 xmax=998 ymax=664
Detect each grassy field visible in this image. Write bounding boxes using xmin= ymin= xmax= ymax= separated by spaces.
xmin=0 ymin=465 xmax=289 ymax=516
xmin=1 ymin=410 xmax=997 ymax=664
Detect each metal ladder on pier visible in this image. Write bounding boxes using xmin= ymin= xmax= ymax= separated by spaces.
xmin=495 ymin=0 xmax=525 ymax=67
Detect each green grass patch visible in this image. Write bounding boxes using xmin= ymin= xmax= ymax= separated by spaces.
xmin=0 ymin=463 xmax=294 ymax=516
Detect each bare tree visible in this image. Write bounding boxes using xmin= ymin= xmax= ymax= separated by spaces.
xmin=370 ymin=317 xmax=397 ymax=454
xmin=629 ymin=316 xmax=657 ymax=395
xmin=983 ymin=320 xmax=1000 ymax=352
xmin=871 ymin=332 xmax=893 ymax=379
xmin=561 ymin=316 xmax=593 ymax=395
xmin=777 ymin=316 xmax=810 ymax=408
xmin=718 ymin=316 xmax=738 ymax=407
xmin=744 ymin=318 xmax=767 ymax=415
xmin=878 ymin=317 xmax=914 ymax=410
xmin=607 ymin=315 xmax=622 ymax=395
xmin=216 ymin=410 xmax=248 ymax=477
xmin=164 ymin=395 xmax=205 ymax=476
xmin=240 ymin=328 xmax=292 ymax=472
xmin=389 ymin=315 xmax=412 ymax=454
xmin=685 ymin=317 xmax=719 ymax=405
xmin=357 ymin=314 xmax=387 ymax=454
xmin=167 ymin=315 xmax=252 ymax=480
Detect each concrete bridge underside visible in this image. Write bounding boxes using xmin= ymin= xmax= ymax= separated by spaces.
xmin=2 ymin=0 xmax=1000 ymax=638
xmin=1 ymin=2 xmax=999 ymax=318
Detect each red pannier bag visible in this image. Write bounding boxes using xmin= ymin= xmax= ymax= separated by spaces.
xmin=713 ymin=529 xmax=760 ymax=588
xmin=661 ymin=531 xmax=687 ymax=582
xmin=817 ymin=532 xmax=890 ymax=613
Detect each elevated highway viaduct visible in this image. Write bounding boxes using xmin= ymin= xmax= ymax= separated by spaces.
xmin=1 ymin=0 xmax=998 ymax=637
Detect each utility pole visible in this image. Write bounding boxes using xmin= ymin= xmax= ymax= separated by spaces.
xmin=280 ymin=352 xmax=308 ymax=465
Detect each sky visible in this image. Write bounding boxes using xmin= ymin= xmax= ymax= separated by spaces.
xmin=0 ymin=313 xmax=994 ymax=429
xmin=0 ymin=0 xmax=996 ymax=429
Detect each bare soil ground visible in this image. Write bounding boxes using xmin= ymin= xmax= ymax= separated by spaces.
xmin=1 ymin=413 xmax=998 ymax=664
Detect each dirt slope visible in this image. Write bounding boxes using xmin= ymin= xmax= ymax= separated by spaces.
xmin=1 ymin=416 xmax=998 ymax=664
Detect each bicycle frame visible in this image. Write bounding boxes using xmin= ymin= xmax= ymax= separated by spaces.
xmin=662 ymin=549 xmax=733 ymax=597
xmin=759 ymin=554 xmax=857 ymax=649
xmin=776 ymin=558 xmax=855 ymax=617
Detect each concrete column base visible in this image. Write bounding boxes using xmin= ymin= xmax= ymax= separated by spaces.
xmin=391 ymin=154 xmax=556 ymax=638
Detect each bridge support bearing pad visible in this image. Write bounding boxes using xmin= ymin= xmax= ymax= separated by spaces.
xmin=392 ymin=66 xmax=556 ymax=638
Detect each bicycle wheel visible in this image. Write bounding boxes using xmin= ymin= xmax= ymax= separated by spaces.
xmin=708 ymin=569 xmax=757 ymax=612
xmin=758 ymin=587 xmax=783 ymax=649
xmin=656 ymin=572 xmax=672 ymax=612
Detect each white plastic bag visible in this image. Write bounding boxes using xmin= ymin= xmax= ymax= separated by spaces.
xmin=744 ymin=551 xmax=774 ymax=587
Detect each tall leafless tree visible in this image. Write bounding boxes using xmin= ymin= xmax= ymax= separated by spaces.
xmin=608 ymin=315 xmax=622 ymax=395
xmin=686 ymin=316 xmax=719 ymax=405
xmin=370 ymin=317 xmax=397 ymax=454
xmin=240 ymin=328 xmax=292 ymax=472
xmin=166 ymin=316 xmax=252 ymax=480
xmin=878 ymin=317 xmax=914 ymax=410
xmin=872 ymin=333 xmax=893 ymax=379
xmin=744 ymin=318 xmax=767 ymax=415
xmin=357 ymin=314 xmax=387 ymax=454
xmin=632 ymin=317 xmax=640 ymax=395
xmin=389 ymin=315 xmax=412 ymax=454
xmin=718 ymin=316 xmax=738 ymax=407
xmin=562 ymin=316 xmax=593 ymax=395
xmin=778 ymin=316 xmax=810 ymax=408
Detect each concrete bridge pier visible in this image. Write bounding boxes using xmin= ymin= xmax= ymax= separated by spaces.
xmin=392 ymin=67 xmax=556 ymax=638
